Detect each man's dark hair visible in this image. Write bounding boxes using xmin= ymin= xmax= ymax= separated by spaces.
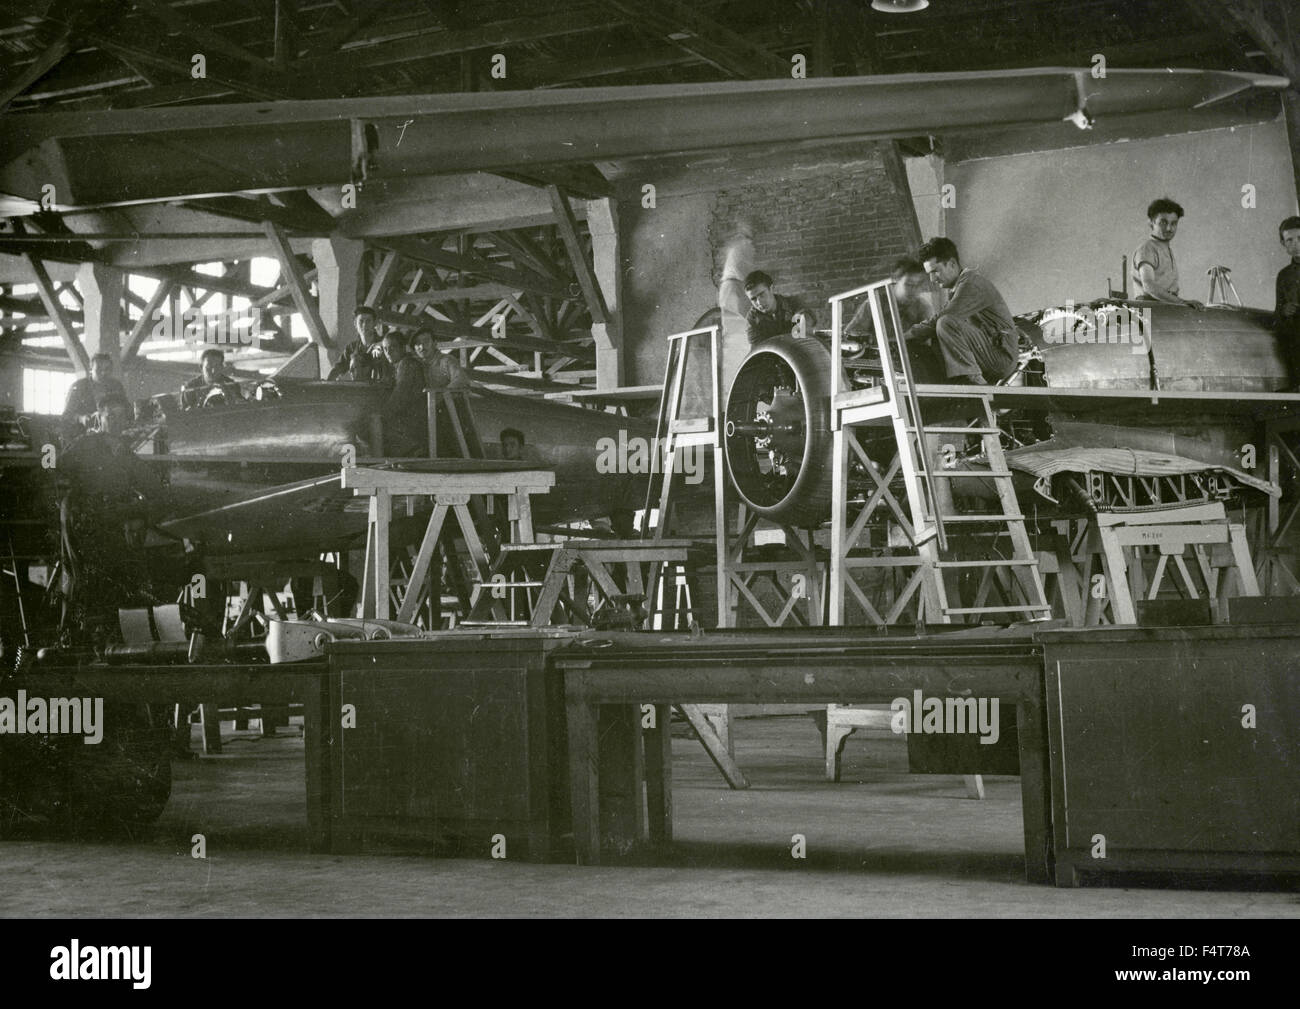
xmin=96 ymin=391 xmax=131 ymax=413
xmin=1280 ymin=216 xmax=1300 ymax=240
xmin=199 ymin=347 xmax=224 ymax=365
xmin=354 ymin=305 xmax=377 ymax=318
xmin=1146 ymin=197 xmax=1184 ymax=220
xmin=917 ymin=237 xmax=959 ymax=267
xmin=890 ymin=256 xmax=925 ymax=280
xmin=91 ymin=352 xmax=113 ymax=365
xmin=412 ymin=327 xmax=439 ymax=345
xmin=500 ymin=427 xmax=525 ymax=445
xmin=743 ymin=270 xmax=773 ymax=291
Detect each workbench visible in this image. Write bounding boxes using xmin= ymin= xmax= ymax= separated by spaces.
xmin=552 ymin=627 xmax=1054 ymax=883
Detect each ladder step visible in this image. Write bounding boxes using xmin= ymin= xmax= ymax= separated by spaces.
xmin=943 ymin=605 xmax=1053 ymax=614
xmin=935 ymin=559 xmax=1038 ymax=568
xmin=933 ymin=470 xmax=1012 ymax=478
xmin=934 ymin=513 xmax=1026 ymax=523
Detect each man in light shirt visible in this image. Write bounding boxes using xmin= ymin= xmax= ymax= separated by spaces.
xmin=1130 ymin=197 xmax=1202 ymax=307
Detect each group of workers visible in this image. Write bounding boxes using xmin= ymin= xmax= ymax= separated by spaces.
xmin=744 ymin=203 xmax=1300 ymax=387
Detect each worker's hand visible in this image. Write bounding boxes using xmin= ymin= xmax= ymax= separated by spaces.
xmin=1183 ymin=299 xmax=1204 ymax=310
xmin=1282 ymin=303 xmax=1299 ymax=319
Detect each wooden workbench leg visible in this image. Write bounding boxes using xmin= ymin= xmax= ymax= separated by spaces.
xmin=304 ymin=669 xmax=330 ymax=854
xmin=199 ymin=703 xmax=222 ymax=754
xmin=1016 ymin=697 xmax=1054 ymax=885
xmin=597 ymin=704 xmax=646 ymax=855
xmin=644 ymin=703 xmax=673 ymax=846
xmin=566 ymin=695 xmax=601 ymax=865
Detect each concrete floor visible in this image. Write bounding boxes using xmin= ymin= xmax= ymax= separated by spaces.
xmin=2 ymin=716 xmax=1297 ymax=918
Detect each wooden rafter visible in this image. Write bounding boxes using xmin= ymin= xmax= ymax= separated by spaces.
xmin=593 ymin=0 xmax=787 ymax=80
xmin=177 ymin=194 xmax=334 ymax=235
xmin=122 ymin=278 xmax=174 ymax=363
xmin=263 ymin=221 xmax=332 ymax=348
xmin=374 ymin=237 xmax=568 ymax=298
xmin=129 ymin=0 xmax=276 ymax=72
xmin=23 ymin=253 xmax=89 ymax=375
xmin=0 ymin=29 xmax=72 ymax=111
xmin=547 ymin=185 xmax=608 ymax=325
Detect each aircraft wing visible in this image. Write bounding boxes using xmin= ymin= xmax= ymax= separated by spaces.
xmin=0 ymin=67 xmax=1287 ymax=208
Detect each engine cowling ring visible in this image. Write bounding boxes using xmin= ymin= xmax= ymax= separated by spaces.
xmin=723 ymin=335 xmax=836 ymax=526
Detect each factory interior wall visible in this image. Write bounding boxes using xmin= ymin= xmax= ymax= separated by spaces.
xmin=945 ymin=115 xmax=1299 ymax=314
xmin=618 ymin=143 xmax=918 ymax=390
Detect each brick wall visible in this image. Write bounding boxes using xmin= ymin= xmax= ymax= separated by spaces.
xmin=708 ymin=147 xmax=914 ymax=325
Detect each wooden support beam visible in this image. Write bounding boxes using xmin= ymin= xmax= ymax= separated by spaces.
xmin=123 ymin=279 xmax=174 ymax=363
xmin=390 ymin=282 xmax=519 ymax=306
xmin=298 ymin=0 xmax=388 ymax=58
xmin=177 ymin=194 xmax=334 ymax=234
xmin=292 ymin=11 xmax=622 ymax=75
xmin=78 ymin=24 xmax=291 ymax=102
xmin=373 ymin=237 xmax=569 ymax=298
xmin=1187 ymin=0 xmax=1300 ymax=82
xmin=137 ymin=265 xmax=277 ymax=300
xmin=264 ymin=221 xmax=333 ymax=349
xmin=23 ymin=253 xmax=89 ymax=375
xmin=548 ymin=185 xmax=607 ymax=325
xmin=364 ymin=249 xmax=402 ymax=308
xmin=482 ymin=230 xmax=569 ymax=284
xmin=273 ymin=0 xmax=297 ymax=68
xmin=593 ymin=0 xmax=787 ymax=80
xmin=130 ymin=0 xmax=275 ymax=71
xmin=0 ymin=30 xmax=72 ymax=111
xmin=1185 ymin=0 xmax=1300 ymax=203
xmin=374 ymin=310 xmax=595 ymax=360
xmin=497 ymin=164 xmax=613 ymax=200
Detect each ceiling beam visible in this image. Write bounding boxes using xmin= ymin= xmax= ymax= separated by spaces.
xmin=547 ymin=185 xmax=607 ymax=325
xmin=174 ymin=194 xmax=335 ymax=235
xmin=263 ymin=221 xmax=333 ymax=348
xmin=1186 ymin=0 xmax=1299 ymax=82
xmin=0 ymin=29 xmax=73 ymax=111
xmin=23 ymin=253 xmax=89 ymax=375
xmin=122 ymin=278 xmax=174 ymax=364
xmin=372 ymin=237 xmax=570 ymax=298
xmin=497 ymin=164 xmax=613 ymax=200
xmin=594 ymin=0 xmax=788 ymax=80
xmin=129 ymin=0 xmax=277 ymax=72
xmin=71 ymin=17 xmax=296 ymax=101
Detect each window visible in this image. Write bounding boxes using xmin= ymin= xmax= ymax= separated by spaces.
xmin=22 ymin=367 xmax=75 ymax=415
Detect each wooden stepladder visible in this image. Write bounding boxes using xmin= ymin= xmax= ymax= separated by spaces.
xmin=642 ymin=324 xmax=727 ymax=626
xmin=344 ymin=464 xmax=554 ymax=625
xmin=826 ymin=279 xmax=1052 ymax=627
xmin=820 ymin=279 xmax=1051 ymax=795
xmin=641 ymin=323 xmax=748 ymax=790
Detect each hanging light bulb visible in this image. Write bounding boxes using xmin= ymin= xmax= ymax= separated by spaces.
xmin=871 ymin=0 xmax=929 ymax=12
